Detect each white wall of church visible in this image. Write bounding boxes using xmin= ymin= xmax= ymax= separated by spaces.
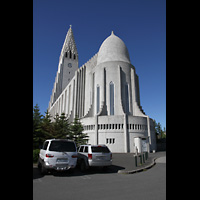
xmin=48 ymin=28 xmax=157 ymax=153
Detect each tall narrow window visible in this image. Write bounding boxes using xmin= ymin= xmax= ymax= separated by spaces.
xmin=110 ymin=82 xmax=114 ymax=115
xmin=125 ymin=84 xmax=129 ymax=114
xmin=96 ymin=85 xmax=100 ymax=114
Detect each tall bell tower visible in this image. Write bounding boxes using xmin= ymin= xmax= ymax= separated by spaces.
xmin=59 ymin=25 xmax=78 ymax=91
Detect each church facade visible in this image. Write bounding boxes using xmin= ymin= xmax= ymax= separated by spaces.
xmin=48 ymin=26 xmax=157 ymax=153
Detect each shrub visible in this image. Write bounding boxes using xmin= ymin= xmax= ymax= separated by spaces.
xmin=33 ymin=149 xmax=40 ymax=163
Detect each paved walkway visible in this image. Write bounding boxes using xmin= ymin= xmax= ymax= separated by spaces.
xmin=156 ymin=155 xmax=166 ymax=163
xmin=112 ymin=151 xmax=166 ymax=174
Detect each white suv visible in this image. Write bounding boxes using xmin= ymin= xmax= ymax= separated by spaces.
xmin=77 ymin=144 xmax=112 ymax=171
xmin=38 ymin=139 xmax=78 ymax=174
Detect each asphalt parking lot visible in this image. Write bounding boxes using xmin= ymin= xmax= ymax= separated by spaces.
xmin=33 ymin=152 xmax=166 ymax=200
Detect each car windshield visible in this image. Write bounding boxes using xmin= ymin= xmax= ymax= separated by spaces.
xmin=91 ymin=146 xmax=110 ymax=153
xmin=49 ymin=141 xmax=76 ymax=152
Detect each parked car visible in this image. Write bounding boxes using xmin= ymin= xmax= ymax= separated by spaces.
xmin=77 ymin=144 xmax=112 ymax=171
xmin=38 ymin=139 xmax=78 ymax=174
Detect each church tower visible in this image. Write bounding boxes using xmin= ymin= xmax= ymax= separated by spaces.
xmin=59 ymin=25 xmax=78 ymax=91
xmin=51 ymin=25 xmax=78 ymax=104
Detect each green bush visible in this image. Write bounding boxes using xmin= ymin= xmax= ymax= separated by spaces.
xmin=33 ymin=149 xmax=40 ymax=163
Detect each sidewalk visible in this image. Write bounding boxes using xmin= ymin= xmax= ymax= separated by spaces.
xmin=112 ymin=151 xmax=166 ymax=174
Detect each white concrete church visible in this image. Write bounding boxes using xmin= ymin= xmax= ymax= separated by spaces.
xmin=48 ymin=26 xmax=156 ymax=153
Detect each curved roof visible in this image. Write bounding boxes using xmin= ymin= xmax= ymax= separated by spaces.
xmin=97 ymin=31 xmax=131 ymax=65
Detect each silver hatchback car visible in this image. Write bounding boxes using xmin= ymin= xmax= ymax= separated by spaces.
xmin=77 ymin=144 xmax=112 ymax=171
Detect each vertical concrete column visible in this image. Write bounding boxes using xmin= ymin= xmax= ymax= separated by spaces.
xmin=147 ymin=115 xmax=151 ymax=153
xmin=74 ymin=71 xmax=78 ymax=117
xmin=118 ymin=65 xmax=125 ymax=114
xmin=94 ymin=115 xmax=98 ymax=145
xmin=77 ymin=70 xmax=80 ymax=117
xmin=68 ymin=85 xmax=71 ymax=116
xmin=123 ymin=114 xmax=128 ymax=153
xmin=71 ymin=79 xmax=75 ymax=119
xmin=82 ymin=66 xmax=85 ymax=117
xmin=131 ymin=68 xmax=136 ymax=115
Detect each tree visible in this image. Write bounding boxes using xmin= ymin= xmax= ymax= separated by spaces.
xmin=33 ymin=104 xmax=42 ymax=133
xmin=52 ymin=113 xmax=70 ymax=139
xmin=40 ymin=110 xmax=54 ymax=140
xmin=70 ymin=116 xmax=88 ymax=147
xmin=154 ymin=120 xmax=165 ymax=139
xmin=33 ymin=104 xmax=43 ymax=149
xmin=33 ymin=104 xmax=89 ymax=150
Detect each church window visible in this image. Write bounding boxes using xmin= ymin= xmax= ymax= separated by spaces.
xmin=65 ymin=52 xmax=68 ymax=58
xmin=125 ymin=84 xmax=129 ymax=114
xmin=106 ymin=138 xmax=115 ymax=144
xmin=69 ymin=50 xmax=72 ymax=59
xmin=74 ymin=54 xmax=76 ymax=59
xmin=109 ymin=82 xmax=114 ymax=115
xmin=96 ymin=85 xmax=100 ymax=113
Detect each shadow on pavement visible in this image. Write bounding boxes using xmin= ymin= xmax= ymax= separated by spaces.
xmin=33 ymin=167 xmax=44 ymax=180
xmin=33 ymin=165 xmax=125 ymax=179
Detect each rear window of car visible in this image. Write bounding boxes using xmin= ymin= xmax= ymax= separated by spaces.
xmin=49 ymin=141 xmax=76 ymax=152
xmin=42 ymin=141 xmax=49 ymax=150
xmin=91 ymin=146 xmax=110 ymax=153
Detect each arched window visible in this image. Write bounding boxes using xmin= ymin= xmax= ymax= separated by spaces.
xmin=69 ymin=50 xmax=72 ymax=59
xmin=96 ymin=85 xmax=100 ymax=114
xmin=109 ymin=82 xmax=114 ymax=115
xmin=65 ymin=52 xmax=68 ymax=58
xmin=74 ymin=54 xmax=76 ymax=59
xmin=125 ymin=84 xmax=129 ymax=114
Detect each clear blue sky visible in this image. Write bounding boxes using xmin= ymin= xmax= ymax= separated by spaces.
xmin=33 ymin=0 xmax=166 ymax=129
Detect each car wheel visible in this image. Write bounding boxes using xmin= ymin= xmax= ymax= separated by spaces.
xmin=80 ymin=160 xmax=86 ymax=172
xmin=41 ymin=164 xmax=47 ymax=175
xmin=37 ymin=160 xmax=41 ymax=169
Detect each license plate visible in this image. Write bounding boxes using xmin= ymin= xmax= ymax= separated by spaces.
xmin=57 ymin=158 xmax=68 ymax=163
xmin=96 ymin=156 xmax=105 ymax=160
xmin=56 ymin=166 xmax=68 ymax=170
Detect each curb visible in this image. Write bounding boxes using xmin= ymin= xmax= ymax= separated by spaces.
xmin=118 ymin=157 xmax=157 ymax=174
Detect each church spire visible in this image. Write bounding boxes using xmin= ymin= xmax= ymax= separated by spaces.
xmin=59 ymin=25 xmax=78 ymax=62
